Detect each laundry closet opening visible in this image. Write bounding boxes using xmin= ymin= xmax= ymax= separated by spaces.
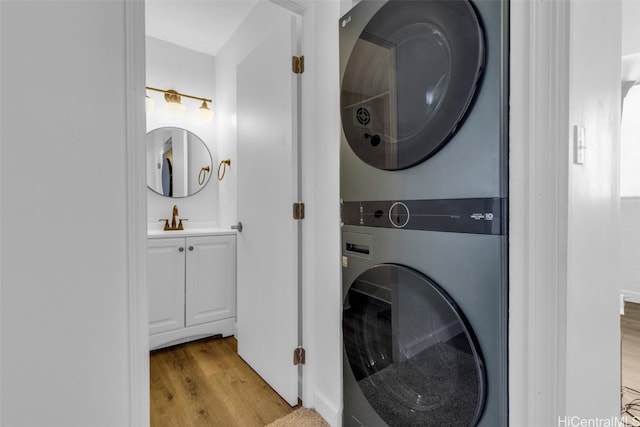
xmin=144 ymin=0 xmax=304 ymax=423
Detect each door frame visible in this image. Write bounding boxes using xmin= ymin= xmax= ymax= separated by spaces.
xmin=509 ymin=0 xmax=570 ymax=423
xmin=124 ymin=1 xmax=313 ymax=426
xmin=124 ymin=1 xmax=149 ymax=426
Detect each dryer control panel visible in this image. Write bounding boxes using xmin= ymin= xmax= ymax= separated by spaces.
xmin=342 ymin=197 xmax=507 ymax=235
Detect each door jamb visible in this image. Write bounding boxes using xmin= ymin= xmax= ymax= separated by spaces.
xmin=124 ymin=1 xmax=150 ymax=426
xmin=509 ymin=1 xmax=570 ymax=424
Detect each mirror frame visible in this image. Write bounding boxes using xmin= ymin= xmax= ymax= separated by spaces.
xmin=145 ymin=127 xmax=214 ymax=198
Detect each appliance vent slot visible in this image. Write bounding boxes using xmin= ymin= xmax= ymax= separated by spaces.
xmin=355 ymin=107 xmax=371 ymax=125
xmin=346 ymin=243 xmax=370 ymax=255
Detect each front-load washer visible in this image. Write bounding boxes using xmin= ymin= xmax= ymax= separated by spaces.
xmin=341 ymin=199 xmax=507 ymax=426
xmin=339 ymin=0 xmax=508 ymax=201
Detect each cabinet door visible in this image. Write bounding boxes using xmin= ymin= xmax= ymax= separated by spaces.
xmin=185 ymin=235 xmax=236 ymax=327
xmin=148 ymin=238 xmax=186 ymax=335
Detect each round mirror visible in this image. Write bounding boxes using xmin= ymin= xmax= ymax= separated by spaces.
xmin=146 ymin=127 xmax=213 ymax=198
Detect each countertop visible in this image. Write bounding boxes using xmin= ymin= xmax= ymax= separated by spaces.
xmin=147 ymin=227 xmax=236 ymax=239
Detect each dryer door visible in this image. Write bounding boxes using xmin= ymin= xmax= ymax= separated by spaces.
xmin=340 ymin=0 xmax=484 ymax=170
xmin=343 ymin=264 xmax=486 ymax=426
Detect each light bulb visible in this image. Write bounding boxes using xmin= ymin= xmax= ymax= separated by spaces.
xmin=165 ymin=101 xmax=186 ymax=117
xmin=196 ymin=100 xmax=214 ymax=122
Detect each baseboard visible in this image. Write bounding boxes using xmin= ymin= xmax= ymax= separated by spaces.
xmin=622 ymin=290 xmax=640 ymax=306
xmin=313 ymin=390 xmax=342 ymax=427
xmin=149 ymin=317 xmax=235 ymax=350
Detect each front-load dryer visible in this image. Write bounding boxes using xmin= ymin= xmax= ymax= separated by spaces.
xmin=341 ymin=201 xmax=507 ymax=426
xmin=339 ymin=0 xmax=508 ymax=201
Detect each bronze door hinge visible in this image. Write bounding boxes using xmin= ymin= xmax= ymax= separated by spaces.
xmin=292 ymin=55 xmax=305 ymax=74
xmin=293 ymin=202 xmax=305 ymax=220
xmin=293 ymin=347 xmax=306 ymax=365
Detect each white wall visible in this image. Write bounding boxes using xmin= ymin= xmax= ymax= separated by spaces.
xmin=145 ymin=36 xmax=218 ymax=229
xmin=0 ymin=1 xmax=133 ymax=425
xmin=622 ymin=0 xmax=640 ymax=57
xmin=300 ymin=2 xmax=344 ymax=425
xmin=565 ymin=0 xmax=621 ymax=419
xmin=621 ymin=198 xmax=640 ymax=302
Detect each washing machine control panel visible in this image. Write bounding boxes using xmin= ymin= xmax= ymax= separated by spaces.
xmin=342 ymin=198 xmax=506 ymax=235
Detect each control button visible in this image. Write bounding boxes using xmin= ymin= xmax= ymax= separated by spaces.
xmin=388 ymin=202 xmax=410 ymax=228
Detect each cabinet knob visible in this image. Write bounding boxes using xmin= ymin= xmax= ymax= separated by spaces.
xmin=178 ymin=247 xmax=184 ymax=252
xmin=188 ymin=246 xmax=194 ymax=251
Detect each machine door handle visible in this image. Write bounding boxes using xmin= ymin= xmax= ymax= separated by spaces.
xmin=231 ymin=222 xmax=243 ymax=233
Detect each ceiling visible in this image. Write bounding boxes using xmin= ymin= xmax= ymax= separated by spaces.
xmin=145 ymin=0 xmax=258 ymax=56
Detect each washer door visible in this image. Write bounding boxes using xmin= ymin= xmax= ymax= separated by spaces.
xmin=341 ymin=0 xmax=484 ymax=170
xmin=343 ymin=264 xmax=486 ymax=426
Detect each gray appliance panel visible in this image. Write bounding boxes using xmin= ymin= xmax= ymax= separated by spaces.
xmin=339 ymin=0 xmax=508 ymax=201
xmin=341 ymin=225 xmax=508 ymax=426
xmin=340 ymin=1 xmax=484 ymax=171
xmin=342 ymin=198 xmax=506 ymax=235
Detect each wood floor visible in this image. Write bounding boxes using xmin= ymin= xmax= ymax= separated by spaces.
xmin=150 ymin=336 xmax=295 ymax=427
xmin=622 ymin=301 xmax=640 ymax=423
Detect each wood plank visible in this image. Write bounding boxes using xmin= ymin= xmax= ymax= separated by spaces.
xmin=152 ymin=345 xmax=233 ymax=426
xmin=150 ymin=336 xmax=295 ymax=427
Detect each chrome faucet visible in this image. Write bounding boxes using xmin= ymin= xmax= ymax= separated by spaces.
xmin=159 ymin=204 xmax=188 ymax=231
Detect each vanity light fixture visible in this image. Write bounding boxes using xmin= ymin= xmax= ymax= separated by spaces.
xmin=146 ymin=86 xmax=213 ymax=121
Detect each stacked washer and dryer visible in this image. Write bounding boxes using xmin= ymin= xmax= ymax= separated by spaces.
xmin=339 ymin=0 xmax=508 ymax=426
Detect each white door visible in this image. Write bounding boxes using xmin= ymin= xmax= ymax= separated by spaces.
xmin=236 ymin=6 xmax=300 ymax=406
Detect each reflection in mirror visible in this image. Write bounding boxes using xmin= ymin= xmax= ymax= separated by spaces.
xmin=146 ymin=127 xmax=213 ymax=198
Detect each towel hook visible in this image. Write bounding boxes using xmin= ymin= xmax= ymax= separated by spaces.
xmin=218 ymin=159 xmax=231 ymax=181
xmin=198 ymin=166 xmax=210 ymax=185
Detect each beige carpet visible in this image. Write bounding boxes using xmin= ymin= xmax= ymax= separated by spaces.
xmin=266 ymin=408 xmax=330 ymax=427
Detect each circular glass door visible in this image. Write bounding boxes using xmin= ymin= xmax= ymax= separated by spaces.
xmin=341 ymin=0 xmax=484 ymax=170
xmin=342 ymin=264 xmax=486 ymax=426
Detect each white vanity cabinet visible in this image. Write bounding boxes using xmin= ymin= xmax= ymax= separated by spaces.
xmin=147 ymin=232 xmax=236 ymax=350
